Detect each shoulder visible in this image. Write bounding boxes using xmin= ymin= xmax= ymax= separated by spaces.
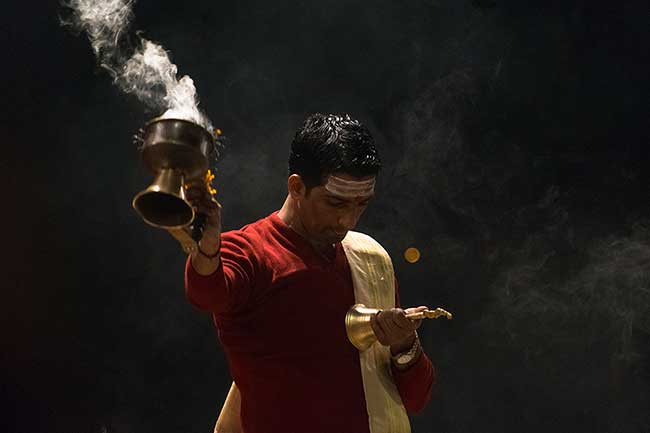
xmin=342 ymin=230 xmax=391 ymax=259
xmin=221 ymin=214 xmax=276 ymax=253
xmin=223 ymin=214 xmax=270 ymax=237
xmin=344 ymin=230 xmax=382 ymax=245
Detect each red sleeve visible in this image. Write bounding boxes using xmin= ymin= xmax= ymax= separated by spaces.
xmin=392 ymin=351 xmax=435 ymax=413
xmin=184 ymin=230 xmax=267 ymax=314
xmin=392 ymin=280 xmax=436 ymax=414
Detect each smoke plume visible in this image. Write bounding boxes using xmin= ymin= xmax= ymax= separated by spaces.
xmin=61 ymin=0 xmax=213 ymax=131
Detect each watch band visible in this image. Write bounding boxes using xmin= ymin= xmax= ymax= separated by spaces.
xmin=392 ymin=333 xmax=420 ymax=365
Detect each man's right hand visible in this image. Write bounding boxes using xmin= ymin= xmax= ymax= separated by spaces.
xmin=186 ymin=185 xmax=222 ymax=253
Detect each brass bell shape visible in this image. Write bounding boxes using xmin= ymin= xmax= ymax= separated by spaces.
xmin=345 ymin=304 xmax=380 ymax=352
xmin=345 ymin=303 xmax=453 ymax=351
xmin=132 ymin=167 xmax=195 ymax=229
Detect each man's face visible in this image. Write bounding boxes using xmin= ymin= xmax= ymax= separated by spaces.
xmin=293 ymin=173 xmax=375 ymax=246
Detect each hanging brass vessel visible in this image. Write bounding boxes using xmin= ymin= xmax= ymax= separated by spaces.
xmin=132 ymin=117 xmax=215 ymax=230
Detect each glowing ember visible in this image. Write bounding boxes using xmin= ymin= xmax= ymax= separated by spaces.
xmin=404 ymin=247 xmax=421 ymax=263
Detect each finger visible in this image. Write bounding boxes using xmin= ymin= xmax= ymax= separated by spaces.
xmin=197 ymin=202 xmax=218 ymax=212
xmin=198 ymin=199 xmax=220 ymax=211
xmin=390 ymin=309 xmax=412 ymax=331
xmin=404 ymin=306 xmax=429 ymax=315
xmin=370 ymin=313 xmax=389 ymax=345
xmin=199 ymin=198 xmax=220 ymax=210
xmin=188 ymin=198 xmax=209 ymax=211
xmin=203 ymin=188 xmax=215 ymax=201
xmin=381 ymin=311 xmax=409 ymax=342
xmin=193 ymin=203 xmax=210 ymax=214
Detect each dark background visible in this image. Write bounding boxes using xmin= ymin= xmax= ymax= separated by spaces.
xmin=3 ymin=0 xmax=649 ymax=432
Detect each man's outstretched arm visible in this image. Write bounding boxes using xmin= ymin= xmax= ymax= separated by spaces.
xmin=183 ymin=186 xmax=259 ymax=314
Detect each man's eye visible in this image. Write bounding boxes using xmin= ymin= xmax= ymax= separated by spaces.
xmin=328 ymin=200 xmax=346 ymax=208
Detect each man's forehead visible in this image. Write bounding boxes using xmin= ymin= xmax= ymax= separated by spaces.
xmin=324 ymin=191 xmax=375 ymax=202
xmin=323 ymin=173 xmax=376 ymax=198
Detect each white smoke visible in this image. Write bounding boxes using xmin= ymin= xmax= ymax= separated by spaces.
xmin=62 ymin=0 xmax=214 ymax=131
xmin=63 ymin=0 xmax=133 ymax=62
xmin=121 ymin=41 xmax=212 ymax=129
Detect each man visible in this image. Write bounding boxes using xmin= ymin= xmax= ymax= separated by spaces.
xmin=185 ymin=113 xmax=435 ymax=433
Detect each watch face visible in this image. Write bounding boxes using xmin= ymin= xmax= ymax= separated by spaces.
xmin=397 ymin=354 xmax=413 ymax=365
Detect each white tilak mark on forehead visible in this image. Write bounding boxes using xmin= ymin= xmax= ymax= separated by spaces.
xmin=324 ymin=175 xmax=376 ymax=198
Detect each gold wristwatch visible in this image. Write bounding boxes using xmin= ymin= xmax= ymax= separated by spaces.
xmin=392 ymin=333 xmax=420 ymax=366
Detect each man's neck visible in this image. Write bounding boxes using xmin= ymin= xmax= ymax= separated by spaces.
xmin=278 ymin=195 xmax=335 ymax=256
xmin=277 ymin=195 xmax=296 ymax=231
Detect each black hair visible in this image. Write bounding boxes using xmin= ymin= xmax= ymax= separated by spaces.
xmin=288 ymin=113 xmax=381 ymax=191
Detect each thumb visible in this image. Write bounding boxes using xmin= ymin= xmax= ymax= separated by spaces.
xmin=404 ymin=305 xmax=429 ymax=315
xmin=404 ymin=306 xmax=429 ymax=330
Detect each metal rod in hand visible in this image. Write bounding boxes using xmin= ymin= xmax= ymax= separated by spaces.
xmin=405 ymin=308 xmax=453 ymax=321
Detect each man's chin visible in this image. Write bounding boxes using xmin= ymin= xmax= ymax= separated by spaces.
xmin=328 ymin=232 xmax=348 ymax=244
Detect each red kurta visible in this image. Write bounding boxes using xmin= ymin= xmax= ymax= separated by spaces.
xmin=185 ymin=212 xmax=434 ymax=433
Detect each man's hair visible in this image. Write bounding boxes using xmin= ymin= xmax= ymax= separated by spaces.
xmin=288 ymin=113 xmax=381 ymax=190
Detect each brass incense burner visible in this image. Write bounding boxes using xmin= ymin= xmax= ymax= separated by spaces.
xmin=132 ymin=118 xmax=217 ymax=252
xmin=345 ymin=303 xmax=453 ymax=351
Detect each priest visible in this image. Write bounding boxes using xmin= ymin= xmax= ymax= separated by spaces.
xmin=185 ymin=113 xmax=435 ymax=433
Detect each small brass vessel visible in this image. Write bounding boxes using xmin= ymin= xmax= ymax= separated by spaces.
xmin=345 ymin=303 xmax=453 ymax=351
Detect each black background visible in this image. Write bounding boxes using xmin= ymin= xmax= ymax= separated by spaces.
xmin=3 ymin=1 xmax=649 ymax=432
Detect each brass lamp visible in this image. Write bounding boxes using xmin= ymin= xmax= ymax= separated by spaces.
xmin=132 ymin=118 xmax=216 ymax=252
xmin=345 ymin=303 xmax=453 ymax=351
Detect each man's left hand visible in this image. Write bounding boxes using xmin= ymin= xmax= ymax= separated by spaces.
xmin=370 ymin=306 xmax=428 ymax=355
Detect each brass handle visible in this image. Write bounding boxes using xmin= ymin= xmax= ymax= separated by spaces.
xmin=405 ymin=308 xmax=453 ymax=321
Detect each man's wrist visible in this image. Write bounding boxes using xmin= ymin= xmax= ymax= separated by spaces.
xmin=198 ymin=232 xmax=221 ymax=255
xmin=197 ymin=243 xmax=220 ymax=259
xmin=391 ymin=333 xmax=422 ymax=370
xmin=190 ymin=235 xmax=221 ymax=276
xmin=390 ymin=332 xmax=417 ymax=356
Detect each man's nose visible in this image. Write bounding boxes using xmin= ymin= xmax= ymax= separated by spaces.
xmin=338 ymin=210 xmax=360 ymax=231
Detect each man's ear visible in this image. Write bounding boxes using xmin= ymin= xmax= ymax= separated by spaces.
xmin=287 ymin=174 xmax=306 ymax=199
